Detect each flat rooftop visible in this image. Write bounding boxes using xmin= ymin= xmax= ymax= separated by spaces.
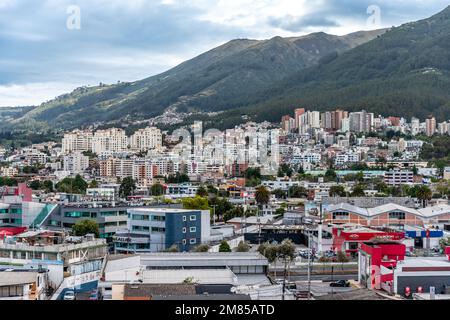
xmin=128 ymin=208 xmax=203 ymax=213
xmin=140 ymin=252 xmax=268 ymax=267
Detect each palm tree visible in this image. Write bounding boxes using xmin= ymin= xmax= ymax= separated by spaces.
xmin=255 ymin=186 xmax=270 ymax=209
xmin=417 ymin=185 xmax=433 ymax=208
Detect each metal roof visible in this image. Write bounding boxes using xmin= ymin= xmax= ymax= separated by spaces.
xmin=367 ymin=203 xmax=420 ymax=217
xmin=140 ymin=252 xmax=268 ymax=268
xmin=418 ymin=204 xmax=450 ymax=217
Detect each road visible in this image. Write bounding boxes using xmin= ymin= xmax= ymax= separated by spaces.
xmin=287 ymin=274 xmax=358 ymax=282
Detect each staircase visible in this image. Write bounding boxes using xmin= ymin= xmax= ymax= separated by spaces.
xmin=31 ymin=204 xmax=58 ymax=228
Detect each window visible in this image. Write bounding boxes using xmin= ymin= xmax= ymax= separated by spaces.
xmin=133 ymin=214 xmax=149 ymax=221
xmin=389 ymin=212 xmax=406 ymax=220
xmin=182 ymin=228 xmax=187 ymax=234
xmin=152 ymin=215 xmax=166 ymax=222
xmin=190 ymin=227 xmax=197 ymax=233
xmin=182 ymin=239 xmax=187 ymax=245
xmin=332 ymin=212 xmax=350 ymax=220
xmin=189 ymin=239 xmax=197 ymax=245
xmin=183 ymin=216 xmax=187 ymax=222
xmin=132 ymin=226 xmax=150 ymax=232
xmin=190 ymin=215 xmax=197 ymax=221
xmin=151 ymin=227 xmax=166 ymax=233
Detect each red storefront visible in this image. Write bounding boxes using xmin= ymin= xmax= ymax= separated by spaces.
xmin=359 ymin=241 xmax=406 ymax=291
xmin=332 ymin=227 xmax=405 ymax=256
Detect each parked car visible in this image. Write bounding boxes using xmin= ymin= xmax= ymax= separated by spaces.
xmin=63 ymin=290 xmax=76 ymax=301
xmin=330 ymin=280 xmax=350 ymax=288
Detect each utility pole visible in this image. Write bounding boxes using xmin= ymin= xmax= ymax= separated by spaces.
xmin=282 ymin=256 xmax=287 ymax=301
xmin=331 ymin=266 xmax=334 ymax=296
xmin=307 ymin=230 xmax=312 ymax=300
xmin=317 ymin=201 xmax=323 ymax=255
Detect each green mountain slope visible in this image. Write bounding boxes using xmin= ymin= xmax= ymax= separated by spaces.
xmin=10 ymin=29 xmax=386 ymax=130
xmin=220 ymin=5 xmax=450 ymax=124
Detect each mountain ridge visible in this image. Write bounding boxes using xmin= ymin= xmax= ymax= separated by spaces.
xmin=7 ymin=28 xmax=387 ymax=131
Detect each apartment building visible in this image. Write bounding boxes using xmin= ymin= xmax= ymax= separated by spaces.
xmin=384 ymin=170 xmax=414 ymax=186
xmin=62 ymin=130 xmax=93 ymax=154
xmin=92 ymin=128 xmax=128 ymax=154
xmin=130 ymin=127 xmax=162 ymax=152
xmin=63 ymin=152 xmax=89 ymax=175
xmin=114 ymin=208 xmax=211 ymax=253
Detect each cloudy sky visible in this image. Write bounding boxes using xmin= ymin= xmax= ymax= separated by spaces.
xmin=0 ymin=0 xmax=449 ymax=107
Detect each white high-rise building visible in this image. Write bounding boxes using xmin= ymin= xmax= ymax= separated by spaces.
xmin=411 ymin=117 xmax=420 ymax=136
xmin=130 ymin=127 xmax=162 ymax=152
xmin=62 ymin=130 xmax=93 ymax=154
xmin=437 ymin=122 xmax=449 ymax=135
xmin=299 ymin=111 xmax=321 ymax=134
xmin=349 ymin=111 xmax=373 ymax=133
xmin=92 ymin=128 xmax=129 ymax=154
xmin=63 ymin=152 xmax=89 ymax=174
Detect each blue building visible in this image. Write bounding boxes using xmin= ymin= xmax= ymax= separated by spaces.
xmin=113 ymin=208 xmax=211 ymax=253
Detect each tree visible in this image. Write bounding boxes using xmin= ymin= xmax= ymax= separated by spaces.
xmin=351 ymin=184 xmax=366 ymax=197
xmin=417 ymin=185 xmax=433 ymax=208
xmin=119 ymin=177 xmax=136 ymax=198
xmin=329 ymin=185 xmax=346 ymax=197
xmin=209 ymin=197 xmax=234 ymax=222
xmin=183 ymin=196 xmax=210 ymax=210
xmin=73 ymin=175 xmax=88 ymax=193
xmin=167 ymin=173 xmax=190 ymax=184
xmin=258 ymin=242 xmax=277 ymax=263
xmin=89 ymin=180 xmax=99 ymax=188
xmin=56 ymin=175 xmax=88 ymax=194
xmin=277 ymin=239 xmax=295 ymax=261
xmin=223 ymin=206 xmax=247 ymax=222
xmin=72 ymin=219 xmax=99 ymax=238
xmin=196 ymin=186 xmax=208 ymax=197
xmin=151 ymin=183 xmax=165 ymax=196
xmin=236 ymin=241 xmax=250 ymax=252
xmin=278 ymin=164 xmax=293 ymax=178
xmin=272 ymin=189 xmax=286 ymax=199
xmin=436 ymin=182 xmax=449 ymax=197
xmin=207 ymin=185 xmax=218 ymax=195
xmin=375 ymin=181 xmax=389 ymax=194
xmin=245 ymin=167 xmax=262 ymax=187
xmin=0 ymin=177 xmax=18 ymax=187
xmin=324 ymin=169 xmax=337 ymax=182
xmin=29 ymin=180 xmax=42 ymax=190
xmin=289 ymin=186 xmax=308 ymax=198
xmin=219 ymin=240 xmax=232 ymax=253
xmin=42 ymin=180 xmax=54 ymax=193
xmin=255 ymin=186 xmax=270 ymax=208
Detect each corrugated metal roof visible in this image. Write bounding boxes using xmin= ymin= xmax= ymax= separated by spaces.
xmin=418 ymin=204 xmax=450 ymax=217
xmin=367 ymin=203 xmax=420 ymax=217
